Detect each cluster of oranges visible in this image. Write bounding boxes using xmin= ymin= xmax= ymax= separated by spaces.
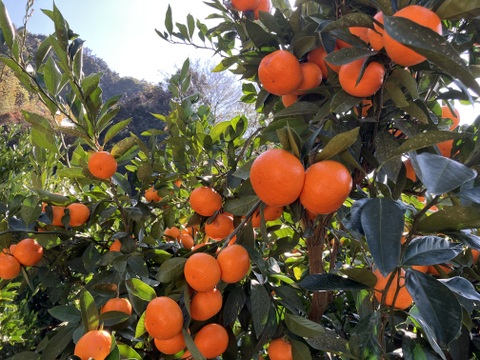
xmin=42 ymin=202 xmax=91 ymax=228
xmin=259 ymin=5 xmax=443 ymax=105
xmin=0 ymin=238 xmax=43 ymax=280
xmin=250 ymin=148 xmax=353 ymax=216
xmin=231 ymin=0 xmax=271 ymax=20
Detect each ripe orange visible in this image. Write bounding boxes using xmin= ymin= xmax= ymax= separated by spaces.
xmin=164 ymin=226 xmax=181 ymax=240
xmin=189 ymin=186 xmax=223 ymax=217
xmin=109 ymin=239 xmax=122 ymax=252
xmin=437 ymin=139 xmax=453 ymax=157
xmin=367 ymin=11 xmax=384 ymax=51
xmin=338 ymin=59 xmax=385 ymax=97
xmin=194 ymin=323 xmax=229 ymax=359
xmin=0 ymin=253 xmax=21 ymax=280
xmin=442 ymin=105 xmax=460 ymax=130
xmin=250 ymin=148 xmax=305 ymax=207
xmin=267 ymin=338 xmax=293 ymax=360
xmin=383 ymin=5 xmax=442 ymax=67
xmin=253 ymin=0 xmax=271 ymax=20
xmin=337 ymin=27 xmax=369 ymax=48
xmin=281 ymin=93 xmax=298 ymax=107
xmin=373 ymin=268 xmax=413 ymax=310
xmin=296 ymin=62 xmax=323 ymax=93
xmin=144 ymin=296 xmax=184 ymax=340
xmin=179 ymin=233 xmax=194 ymax=249
xmin=217 ymin=244 xmax=250 ymax=283
xmin=299 ymin=160 xmax=352 ymax=215
xmin=404 ymin=159 xmax=416 ymax=182
xmin=251 ymin=205 xmax=283 ymax=228
xmin=66 ymin=203 xmax=90 ymax=227
xmin=12 ymin=238 xmax=43 ymax=266
xmin=205 ymin=213 xmax=235 ymax=240
xmin=184 ymin=252 xmax=221 ymax=292
xmin=258 ymin=50 xmax=303 ymax=96
xmin=231 ymin=0 xmax=259 ymax=11
xmin=74 ymin=330 xmax=112 ymax=360
xmin=145 ymin=186 xmax=162 ymax=202
xmin=154 ymin=331 xmax=186 ymax=355
xmin=307 ymin=46 xmax=342 ymax=78
xmin=51 ymin=205 xmax=66 ymax=227
xmin=88 ymin=151 xmax=118 ymax=180
xmin=190 ymin=288 xmax=223 ymax=321
xmin=100 ymin=297 xmax=132 ymax=315
xmin=472 ymin=249 xmax=480 ymax=263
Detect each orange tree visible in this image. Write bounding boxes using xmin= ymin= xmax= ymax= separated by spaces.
xmin=1 ymin=0 xmax=480 ymax=359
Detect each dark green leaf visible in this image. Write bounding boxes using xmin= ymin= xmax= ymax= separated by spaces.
xmin=80 ymin=289 xmax=99 ymax=332
xmin=305 ymin=330 xmax=350 ymax=355
xmin=316 ymin=127 xmax=359 ymax=161
xmin=48 ymin=305 xmax=81 ymax=323
xmin=274 ymin=101 xmax=321 ymax=118
xmin=284 ymin=313 xmax=325 ymax=337
xmin=456 ymin=186 xmax=480 ymax=204
xmin=250 ymin=280 xmax=271 ymax=338
xmin=297 ymin=273 xmax=369 ymax=291
xmin=436 ymin=0 xmax=480 ymax=20
xmin=330 ymin=90 xmax=362 ymax=113
xmin=324 ymin=47 xmax=376 ymax=66
xmin=223 ymin=286 xmax=247 ymax=326
xmin=165 ymin=5 xmax=173 ymax=33
xmin=156 ymin=257 xmax=186 ymax=283
xmin=402 ymin=236 xmax=463 ymax=266
xmin=361 ymin=198 xmax=404 ymax=276
xmin=418 ymin=206 xmax=480 ymax=232
xmin=99 ymin=311 xmax=130 ymax=327
xmin=126 ymin=278 xmax=156 ymax=302
xmin=223 ymin=196 xmax=259 ymax=216
xmin=439 ymin=276 xmax=480 ymax=301
xmin=39 ymin=325 xmax=75 ymax=360
xmin=245 ymin=20 xmax=278 ymax=48
xmin=349 ymin=311 xmax=383 ymax=359
xmin=291 ymin=338 xmax=312 ymax=360
xmin=411 ymin=153 xmax=477 ymax=195
xmin=405 ymin=269 xmax=462 ymax=348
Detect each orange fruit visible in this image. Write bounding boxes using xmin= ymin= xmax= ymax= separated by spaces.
xmin=154 ymin=331 xmax=186 ymax=355
xmin=251 ymin=205 xmax=283 ymax=228
xmin=109 ymin=239 xmax=122 ymax=252
xmin=164 ymin=226 xmax=181 ymax=240
xmin=383 ymin=5 xmax=442 ymax=67
xmin=267 ymin=338 xmax=293 ymax=360
xmin=100 ymin=297 xmax=133 ymax=315
xmin=0 ymin=253 xmax=21 ymax=280
xmin=367 ymin=11 xmax=384 ymax=51
xmin=11 ymin=238 xmax=43 ymax=266
xmin=74 ymin=330 xmax=112 ymax=360
xmin=88 ymin=151 xmax=118 ymax=180
xmin=145 ymin=186 xmax=162 ymax=202
xmin=51 ymin=205 xmax=66 ymax=227
xmin=338 ymin=59 xmax=385 ymax=97
xmin=353 ymin=99 xmax=373 ymax=117
xmin=404 ymin=159 xmax=416 ymax=182
xmin=337 ymin=26 xmax=369 ymax=48
xmin=373 ymin=268 xmax=413 ymax=310
xmin=307 ymin=46 xmax=341 ymax=78
xmin=231 ymin=0 xmax=259 ymax=11
xmin=299 ymin=160 xmax=352 ymax=215
xmin=442 ymin=105 xmax=460 ymax=130
xmin=281 ymin=93 xmax=298 ymax=107
xmin=144 ymin=296 xmax=184 ymax=340
xmin=296 ymin=62 xmax=323 ymax=93
xmin=190 ymin=288 xmax=223 ymax=321
xmin=437 ymin=139 xmax=453 ymax=157
xmin=217 ymin=244 xmax=250 ymax=283
xmin=258 ymin=50 xmax=303 ymax=96
xmin=250 ymin=148 xmax=305 ymax=207
xmin=184 ymin=252 xmax=221 ymax=292
xmin=179 ymin=233 xmax=194 ymax=249
xmin=66 ymin=203 xmax=90 ymax=227
xmin=253 ymin=0 xmax=271 ymax=20
xmin=205 ymin=214 xmax=235 ymax=240
xmin=189 ymin=186 xmax=223 ymax=217
xmin=194 ymin=323 xmax=229 ymax=359
xmin=472 ymin=249 xmax=480 ymax=263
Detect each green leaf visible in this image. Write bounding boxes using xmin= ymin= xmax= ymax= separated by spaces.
xmin=361 ymin=198 xmax=404 ymax=276
xmin=439 ymin=276 xmax=480 ymax=302
xmin=245 ymin=20 xmax=278 ymax=48
xmin=52 ymin=3 xmax=69 ymax=50
xmin=0 ymin=0 xmax=15 ymax=48
xmin=417 ymin=206 xmax=480 ymax=232
xmin=411 ymin=153 xmax=477 ymax=195
xmin=48 ymin=305 xmax=81 ymax=323
xmin=316 ymin=127 xmax=359 ymax=161
xmin=135 ymin=311 xmax=147 ymax=338
xmin=402 ymin=236 xmax=463 ymax=266
xmin=405 ymin=269 xmax=462 ymax=348
xmin=111 ymin=135 xmax=137 ymax=158
xmin=284 ymin=313 xmax=325 ymax=338
xmin=223 ymin=286 xmax=247 ymax=326
xmin=383 ymin=16 xmax=480 ymax=96
xmin=291 ymin=338 xmax=312 ymax=360
xmin=99 ymin=311 xmax=130 ymax=326
xmin=348 ymin=311 xmax=383 ymax=359
xmin=43 ymin=56 xmax=62 ymax=95
xmin=223 ymin=196 xmax=259 ymax=216
xmin=165 ymin=5 xmax=173 ymax=33
xmin=22 ymin=111 xmax=57 ymax=153
xmin=80 ymin=289 xmax=99 ymax=332
xmin=324 ymin=47 xmax=375 ymax=66
xmin=250 ymin=280 xmax=271 ymax=338
xmin=330 ymin=90 xmax=362 ymax=113
xmin=436 ymin=0 xmax=480 ymax=20
xmin=103 ymin=118 xmax=132 ymax=145
xmin=305 ymin=331 xmax=350 ymax=356
xmin=274 ymin=101 xmax=321 ymax=118
xmin=117 ymin=344 xmax=142 ymax=360
xmin=156 ymin=257 xmax=186 ymax=283
xmin=39 ymin=325 xmax=75 ymax=360
xmin=126 ymin=278 xmax=156 ymax=302
xmin=297 ymin=273 xmax=369 ymax=291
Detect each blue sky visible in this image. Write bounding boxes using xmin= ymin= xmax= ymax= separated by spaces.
xmin=3 ymin=0 xmax=218 ymax=82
